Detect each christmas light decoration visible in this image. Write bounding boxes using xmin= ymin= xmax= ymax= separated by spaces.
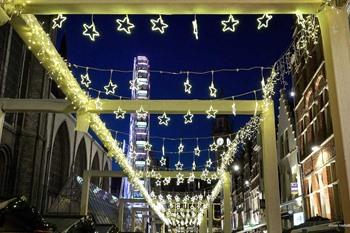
xmin=221 ymin=15 xmax=239 ymax=32
xmin=205 ymin=159 xmax=213 ymax=168
xmin=158 ymin=112 xmax=170 ymax=126
xmin=136 ymin=106 xmax=148 ymax=119
xmin=146 ymin=156 xmax=151 ymax=165
xmin=178 ymin=141 xmax=184 ymax=153
xmin=156 ymin=179 xmax=162 ymax=186
xmin=52 ymin=14 xmax=67 ymax=29
xmin=113 ymin=106 xmax=126 ymax=119
xmin=129 ymin=79 xmax=140 ymax=91
xmin=209 ymin=141 xmax=218 ymax=151
xmin=188 ymin=172 xmax=195 ymax=183
xmin=184 ymin=110 xmax=194 ymax=124
xmin=95 ymin=95 xmax=103 ymax=110
xmin=201 ymin=169 xmax=209 ymax=180
xmin=160 ymin=156 xmax=167 ymax=166
xmin=206 ymin=105 xmax=218 ymax=119
xmin=192 ymin=161 xmax=196 ymax=170
xmin=104 ymin=71 xmax=117 ymax=95
xmin=194 ymin=146 xmax=201 ymax=156
xmin=116 ymin=15 xmax=135 ymax=34
xmin=82 ymin=16 xmax=100 ymax=41
xmin=150 ymin=15 xmax=168 ymax=34
xmin=192 ymin=15 xmax=199 ymax=40
xmin=184 ymin=73 xmax=192 ymax=94
xmin=232 ymin=101 xmax=237 ymax=116
xmin=163 ymin=177 xmax=171 ymax=186
xmin=209 ymin=81 xmax=217 ymax=98
xmin=80 ymin=72 xmax=91 ymax=88
xmin=176 ymin=173 xmax=184 ymax=185
xmin=175 ymin=161 xmax=184 ymax=171
xmin=144 ymin=141 xmax=152 ymax=152
xmin=257 ymin=14 xmax=273 ymax=30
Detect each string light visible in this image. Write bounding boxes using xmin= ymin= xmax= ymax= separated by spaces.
xmin=144 ymin=141 xmax=152 ymax=152
xmin=136 ymin=106 xmax=148 ymax=119
xmin=150 ymin=15 xmax=168 ymax=34
xmin=209 ymin=141 xmax=218 ymax=151
xmin=52 ymin=14 xmax=67 ymax=29
xmin=257 ymin=14 xmax=273 ymax=30
xmin=209 ymin=71 xmax=217 ymax=98
xmin=116 ymin=15 xmax=135 ymax=34
xmin=160 ymin=156 xmax=167 ymax=166
xmin=82 ymin=15 xmax=100 ymax=41
xmin=176 ymin=172 xmax=184 ymax=185
xmin=178 ymin=140 xmax=184 ymax=153
xmin=175 ymin=161 xmax=184 ymax=171
xmin=184 ymin=72 xmax=192 ymax=94
xmin=192 ymin=15 xmax=199 ymax=40
xmin=206 ymin=105 xmax=218 ymax=119
xmin=194 ymin=145 xmax=201 ymax=156
xmin=80 ymin=69 xmax=91 ymax=88
xmin=113 ymin=106 xmax=126 ymax=119
xmin=158 ymin=112 xmax=170 ymax=126
xmin=221 ymin=15 xmax=240 ymax=32
xmin=184 ymin=110 xmax=194 ymax=124
xmin=104 ymin=70 xmax=117 ymax=95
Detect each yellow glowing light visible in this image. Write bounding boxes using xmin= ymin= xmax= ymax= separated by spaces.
xmin=116 ymin=15 xmax=135 ymax=34
xmin=150 ymin=15 xmax=168 ymax=34
xmin=257 ymin=14 xmax=273 ymax=30
xmin=221 ymin=15 xmax=239 ymax=32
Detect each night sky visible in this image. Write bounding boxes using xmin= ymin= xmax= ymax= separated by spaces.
xmin=56 ymin=14 xmax=294 ymax=170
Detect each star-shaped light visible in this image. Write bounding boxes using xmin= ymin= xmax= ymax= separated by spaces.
xmin=194 ymin=146 xmax=201 ymax=156
xmin=176 ymin=173 xmax=184 ymax=185
xmin=192 ymin=161 xmax=196 ymax=170
xmin=95 ymin=97 xmax=103 ymax=110
xmin=206 ymin=105 xmax=218 ymax=119
xmin=146 ymin=156 xmax=151 ymax=165
xmin=114 ymin=106 xmax=126 ymax=119
xmin=205 ymin=159 xmax=213 ymax=168
xmin=221 ymin=15 xmax=240 ymax=32
xmin=52 ymin=14 xmax=67 ymax=29
xmin=192 ymin=17 xmax=199 ymax=40
xmin=144 ymin=142 xmax=152 ymax=152
xmin=155 ymin=179 xmax=162 ymax=186
xmin=129 ymin=79 xmax=140 ymax=91
xmin=116 ymin=15 xmax=135 ymax=34
xmin=80 ymin=73 xmax=91 ymax=88
xmin=201 ymin=169 xmax=209 ymax=180
xmin=178 ymin=142 xmax=184 ymax=153
xmin=209 ymin=81 xmax=217 ymax=97
xmin=150 ymin=169 xmax=156 ymax=177
xmin=158 ymin=112 xmax=170 ymax=126
xmin=175 ymin=161 xmax=184 ymax=171
xmin=257 ymin=14 xmax=273 ymax=30
xmin=160 ymin=156 xmax=167 ymax=166
xmin=209 ymin=142 xmax=218 ymax=151
xmin=136 ymin=106 xmax=148 ymax=119
xmin=232 ymin=102 xmax=237 ymax=116
xmin=83 ymin=22 xmax=100 ymax=41
xmin=211 ymin=173 xmax=218 ymax=180
xmin=184 ymin=77 xmax=192 ymax=94
xmin=150 ymin=15 xmax=168 ymax=34
xmin=184 ymin=110 xmax=194 ymax=124
xmin=188 ymin=172 xmax=195 ymax=183
xmin=166 ymin=194 xmax=172 ymax=201
xmin=104 ymin=80 xmax=117 ymax=95
xmin=163 ymin=177 xmax=171 ymax=186
xmin=150 ymin=191 xmax=156 ymax=199
xmin=175 ymin=195 xmax=181 ymax=203
xmin=129 ymin=150 xmax=137 ymax=161
xmin=206 ymin=177 xmax=212 ymax=184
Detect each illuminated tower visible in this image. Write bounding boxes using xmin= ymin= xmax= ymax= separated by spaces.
xmin=121 ymin=56 xmax=151 ymax=199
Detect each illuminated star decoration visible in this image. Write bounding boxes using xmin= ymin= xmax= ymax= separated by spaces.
xmin=104 ymin=81 xmax=117 ymax=95
xmin=113 ymin=106 xmax=126 ymax=119
xmin=221 ymin=15 xmax=240 ymax=32
xmin=95 ymin=96 xmax=103 ymax=110
xmin=146 ymin=157 xmax=151 ymax=165
xmin=206 ymin=159 xmax=213 ymax=168
xmin=129 ymin=79 xmax=140 ymax=91
xmin=83 ymin=22 xmax=100 ymax=41
xmin=144 ymin=142 xmax=152 ymax=152
xmin=206 ymin=105 xmax=218 ymax=119
xmin=201 ymin=169 xmax=209 ymax=180
xmin=232 ymin=102 xmax=237 ymax=116
xmin=176 ymin=172 xmax=184 ymax=185
xmin=194 ymin=146 xmax=201 ymax=156
xmin=184 ymin=110 xmax=194 ymax=124
xmin=52 ymin=14 xmax=67 ymax=29
xmin=80 ymin=73 xmax=91 ymax=88
xmin=155 ymin=179 xmax=162 ymax=186
xmin=150 ymin=15 xmax=168 ymax=34
xmin=192 ymin=161 xmax=196 ymax=170
xmin=188 ymin=172 xmax=195 ymax=183
xmin=184 ymin=75 xmax=192 ymax=94
xmin=116 ymin=15 xmax=135 ymax=34
xmin=209 ymin=81 xmax=217 ymax=97
xmin=175 ymin=161 xmax=184 ymax=171
xmin=163 ymin=177 xmax=171 ymax=186
xmin=211 ymin=173 xmax=218 ymax=180
xmin=257 ymin=14 xmax=273 ymax=30
xmin=160 ymin=156 xmax=167 ymax=166
xmin=209 ymin=141 xmax=218 ymax=151
xmin=136 ymin=106 xmax=148 ymax=119
xmin=158 ymin=112 xmax=170 ymax=126
xmin=178 ymin=142 xmax=184 ymax=153
xmin=192 ymin=15 xmax=199 ymax=40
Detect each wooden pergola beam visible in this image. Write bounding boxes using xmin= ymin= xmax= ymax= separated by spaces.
xmin=13 ymin=0 xmax=323 ymax=14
